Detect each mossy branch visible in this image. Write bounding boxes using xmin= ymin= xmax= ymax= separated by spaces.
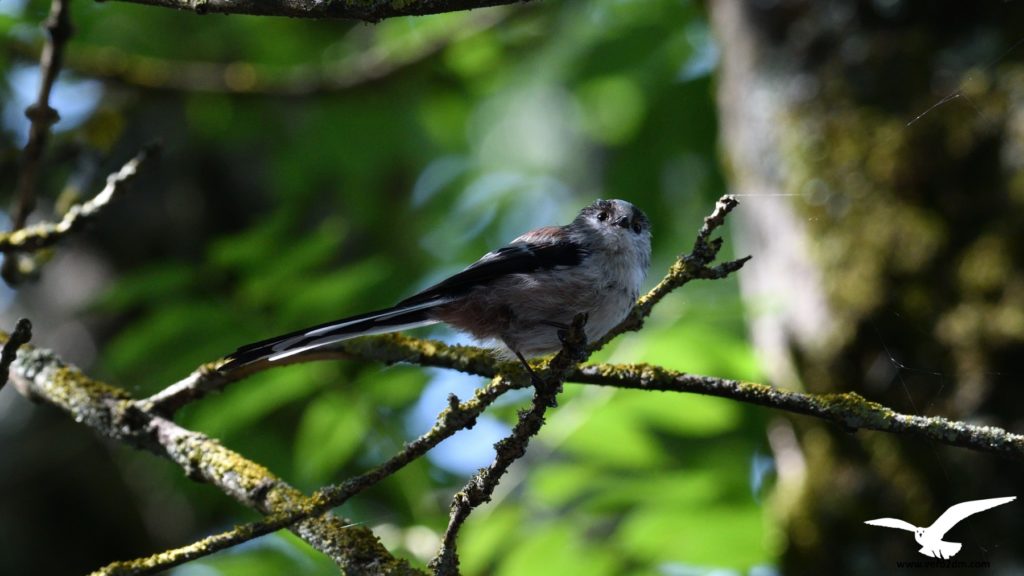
xmin=88 ymin=370 xmax=514 ymax=576
xmin=6 ymin=344 xmax=415 ymax=576
xmin=5 ymin=10 xmax=506 ymax=95
xmin=106 ymin=0 xmax=531 ymax=22
xmin=145 ymin=334 xmax=1024 ymax=462
xmin=84 ymin=320 xmax=592 ymax=576
xmin=574 ymin=363 xmax=1024 ymax=460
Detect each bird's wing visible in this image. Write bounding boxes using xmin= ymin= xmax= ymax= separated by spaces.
xmin=220 ymin=227 xmax=585 ymax=371
xmin=864 ymin=518 xmax=918 ymax=532
xmin=929 ymin=496 xmax=1017 ymax=538
xmin=397 ymin=228 xmax=587 ymax=307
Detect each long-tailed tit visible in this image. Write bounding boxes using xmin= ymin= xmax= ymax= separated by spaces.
xmin=221 ymin=199 xmax=651 ymax=377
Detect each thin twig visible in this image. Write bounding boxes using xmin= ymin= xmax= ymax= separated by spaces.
xmin=6 ymin=0 xmax=74 ymax=284
xmin=0 ymin=144 xmax=158 ymax=254
xmin=4 ymin=9 xmax=507 ymax=96
xmin=592 ymin=194 xmax=750 ymax=348
xmin=429 ymin=314 xmax=590 ymax=575
xmin=0 ymin=319 xmax=32 ymax=391
xmin=91 ymin=377 xmax=513 ymax=576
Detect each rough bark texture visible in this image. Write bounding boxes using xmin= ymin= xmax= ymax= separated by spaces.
xmin=106 ymin=0 xmax=529 ymax=21
xmin=710 ymin=1 xmax=1024 ymax=572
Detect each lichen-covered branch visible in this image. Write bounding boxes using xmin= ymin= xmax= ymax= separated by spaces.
xmin=107 ymin=0 xmax=530 ymax=22
xmin=4 ymin=10 xmax=506 ymax=95
xmin=11 ymin=326 xmax=1024 ymax=573
xmin=92 ymin=376 xmax=515 ymax=575
xmin=139 ymin=336 xmax=504 ymax=415
xmin=574 ymin=363 xmax=1024 ymax=460
xmin=0 ymin=145 xmax=157 ymax=254
xmin=118 ymin=320 xmax=592 ymax=576
xmin=6 ymin=343 xmax=414 ymax=575
xmin=151 ymin=330 xmax=1024 ymax=461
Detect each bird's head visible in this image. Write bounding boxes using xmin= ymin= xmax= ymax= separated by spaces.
xmin=574 ymin=199 xmax=651 ymax=261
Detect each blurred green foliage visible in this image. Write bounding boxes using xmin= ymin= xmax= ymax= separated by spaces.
xmin=1 ymin=0 xmax=776 ymax=573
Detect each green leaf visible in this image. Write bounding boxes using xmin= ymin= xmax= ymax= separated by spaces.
xmin=459 ymin=507 xmax=524 ymax=575
xmin=630 ymin=317 xmax=762 ymax=381
xmin=419 ymin=93 xmax=472 ymax=149
xmin=496 ymin=521 xmax=620 ymax=576
xmin=615 ymin=393 xmax=743 ymax=438
xmin=0 ymin=14 xmax=25 ymax=34
xmin=276 ymin=257 xmax=392 ymax=326
xmin=556 ymin=394 xmax=668 ymax=469
xmin=617 ymin=503 xmax=773 ymax=568
xmin=293 ymin=389 xmax=369 ymax=484
xmin=184 ymin=363 xmax=328 ymax=439
xmin=101 ymin=299 xmax=239 ymax=389
xmin=234 ymin=219 xmax=348 ymax=307
xmin=208 ymin=211 xmax=296 ymax=271
xmin=92 ymin=263 xmax=197 ymax=312
xmin=577 ymin=75 xmax=646 ymax=145
xmin=530 ymin=464 xmax=722 ymax=511
xmin=358 ymin=365 xmax=429 ymax=409
xmin=444 ymin=32 xmax=502 ymax=80
xmin=582 ymin=469 xmax=725 ymax=513
xmin=528 ymin=462 xmax=602 ymax=508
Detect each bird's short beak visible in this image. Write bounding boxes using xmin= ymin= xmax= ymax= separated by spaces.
xmin=614 ymin=216 xmax=630 ymax=229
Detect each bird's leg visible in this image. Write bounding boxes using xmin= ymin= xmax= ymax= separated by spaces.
xmin=512 ymin=348 xmax=560 ymax=408
xmin=505 ymin=316 xmax=583 ymax=406
xmin=512 ymin=348 xmax=544 ymax=388
xmin=503 ymin=319 xmax=566 ymax=387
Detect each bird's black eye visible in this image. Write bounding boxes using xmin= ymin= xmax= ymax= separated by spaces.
xmin=632 ymin=221 xmax=642 ymax=234
xmin=597 ymin=212 xmax=609 ymax=222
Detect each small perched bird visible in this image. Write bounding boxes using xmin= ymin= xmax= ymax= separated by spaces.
xmin=220 ymin=199 xmax=651 ymax=377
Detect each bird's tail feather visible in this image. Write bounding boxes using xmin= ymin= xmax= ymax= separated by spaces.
xmin=220 ymin=299 xmax=446 ymax=371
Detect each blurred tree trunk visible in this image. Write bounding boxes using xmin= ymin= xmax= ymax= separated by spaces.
xmin=709 ymin=1 xmax=1024 ymax=572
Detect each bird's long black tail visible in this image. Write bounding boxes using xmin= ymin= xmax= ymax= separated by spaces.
xmin=219 ymin=302 xmax=443 ymax=372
